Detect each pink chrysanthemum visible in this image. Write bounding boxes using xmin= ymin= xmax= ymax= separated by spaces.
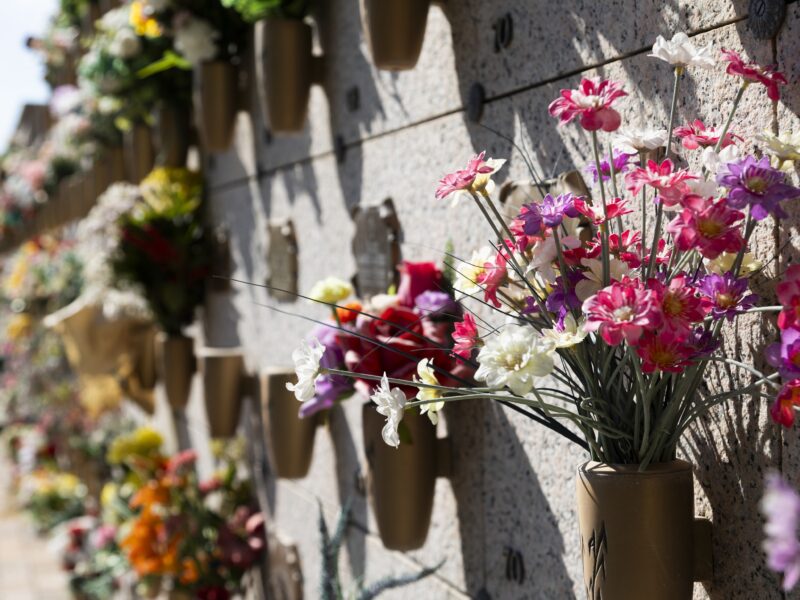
xmin=625 ymin=159 xmax=697 ymax=206
xmin=674 ymin=119 xmax=740 ymax=150
xmin=574 ymin=196 xmax=633 ymax=225
xmin=771 ymin=379 xmax=800 ymax=428
xmin=475 ymin=250 xmax=508 ymax=308
xmin=582 ymin=278 xmax=662 ymax=346
xmin=650 ymin=274 xmax=708 ymax=335
xmin=778 ymin=266 xmax=800 ymax=331
xmin=636 ymin=331 xmax=694 ymax=373
xmin=453 ymin=313 xmax=481 ymax=359
xmin=548 ymin=78 xmax=628 ymax=132
xmin=435 ymin=151 xmax=505 ymax=200
xmin=666 ymin=194 xmax=745 ymax=259
xmin=722 ymin=49 xmax=787 ymax=101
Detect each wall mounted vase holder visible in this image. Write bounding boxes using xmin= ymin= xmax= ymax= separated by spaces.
xmin=123 ymin=123 xmax=155 ymax=183
xmin=362 ymin=403 xmax=451 ymax=551
xmin=576 ymin=460 xmax=712 ymax=600
xmin=156 ymin=333 xmax=196 ymax=410
xmin=156 ymin=102 xmax=190 ymax=168
xmin=195 ymin=61 xmax=238 ymax=153
xmin=261 ymin=368 xmax=320 ymax=479
xmin=257 ymin=18 xmax=324 ymax=134
xmin=361 ymin=0 xmax=432 ymax=71
xmin=200 ymin=348 xmax=248 ymax=439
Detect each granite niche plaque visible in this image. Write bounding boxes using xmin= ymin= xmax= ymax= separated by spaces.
xmin=351 ymin=198 xmax=402 ymax=298
xmin=266 ymin=219 xmax=299 ymax=302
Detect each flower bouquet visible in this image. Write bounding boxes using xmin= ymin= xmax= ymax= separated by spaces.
xmin=288 ymin=32 xmax=797 ymax=597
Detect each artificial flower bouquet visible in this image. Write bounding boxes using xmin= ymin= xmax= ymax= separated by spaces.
xmin=221 ymin=0 xmax=311 ymax=22
xmin=19 ymin=470 xmax=87 ymax=533
xmin=111 ymin=167 xmax=210 ymax=336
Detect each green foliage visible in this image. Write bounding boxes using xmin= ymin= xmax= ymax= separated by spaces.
xmin=220 ymin=0 xmax=310 ymax=22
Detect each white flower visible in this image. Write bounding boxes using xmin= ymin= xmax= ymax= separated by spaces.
xmin=286 ymin=339 xmax=326 ymax=402
xmin=649 ymin=32 xmax=715 ymax=69
xmin=415 ymin=359 xmax=444 ymax=425
xmin=174 ymin=17 xmax=219 ymax=66
xmin=109 ymin=28 xmax=142 ymax=59
xmin=542 ymin=314 xmax=588 ymax=349
xmin=475 ymin=325 xmax=554 ymax=395
xmin=701 ymin=143 xmax=741 ymax=175
xmin=526 ymin=234 xmax=581 ymax=284
xmin=612 ymin=127 xmax=669 ymax=154
xmin=453 ymin=246 xmax=495 ymax=298
xmin=757 ymin=130 xmax=800 ymax=165
xmin=370 ymin=373 xmax=407 ymax=447
xmin=574 ymin=257 xmax=630 ymax=301
xmin=308 ymin=277 xmax=353 ymax=304
xmin=366 ymin=294 xmax=400 ymax=313
xmin=686 ymin=177 xmax=719 ymax=198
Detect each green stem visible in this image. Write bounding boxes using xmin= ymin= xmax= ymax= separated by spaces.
xmin=713 ymin=83 xmax=748 ymax=153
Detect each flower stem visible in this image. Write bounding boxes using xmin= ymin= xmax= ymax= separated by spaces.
xmin=713 ymin=83 xmax=748 ymax=153
xmin=591 ymin=130 xmax=611 ymax=287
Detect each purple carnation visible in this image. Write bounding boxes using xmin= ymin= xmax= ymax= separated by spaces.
xmin=546 ymin=271 xmax=584 ymax=328
xmin=414 ymin=290 xmax=457 ymax=318
xmin=584 ymin=149 xmax=634 ymax=183
xmin=717 ymin=155 xmax=800 ymax=221
xmin=761 ymin=473 xmax=800 ymax=591
xmin=540 ymin=193 xmax=580 ymax=228
xmin=517 ymin=202 xmax=543 ymax=236
xmin=697 ymin=272 xmax=757 ymax=321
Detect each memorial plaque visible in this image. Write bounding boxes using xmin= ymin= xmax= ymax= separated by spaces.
xmin=351 ymin=198 xmax=402 ymax=298
xmin=267 ymin=532 xmax=303 ymax=600
xmin=266 ymin=219 xmax=299 ymax=302
xmin=209 ymin=226 xmax=232 ymax=292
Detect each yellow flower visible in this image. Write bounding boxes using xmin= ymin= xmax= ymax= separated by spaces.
xmin=107 ymin=426 xmax=164 ymax=464
xmin=308 ymin=277 xmax=353 ymax=304
xmin=6 ymin=313 xmax=33 ymax=341
xmin=704 ymin=252 xmax=761 ymax=277
xmin=129 ymin=1 xmax=162 ymax=37
xmin=415 ymin=359 xmax=444 ymax=425
xmin=140 ymin=167 xmax=203 ymax=213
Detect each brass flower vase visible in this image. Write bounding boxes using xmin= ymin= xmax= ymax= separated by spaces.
xmin=361 ymin=0 xmax=431 ymax=71
xmin=576 ymin=460 xmax=712 ymax=600
xmin=362 ymin=403 xmax=451 ymax=551
xmin=258 ymin=18 xmax=323 ymax=134
xmin=156 ymin=333 xmax=196 ymax=410
xmin=261 ymin=368 xmax=320 ymax=479
xmin=200 ymin=348 xmax=246 ymax=439
xmin=195 ymin=61 xmax=238 ymax=152
xmin=123 ymin=124 xmax=155 ymax=183
xmin=155 ymin=102 xmax=190 ymax=168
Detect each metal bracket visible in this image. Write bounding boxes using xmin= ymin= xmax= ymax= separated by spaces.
xmin=748 ymin=0 xmax=787 ymax=39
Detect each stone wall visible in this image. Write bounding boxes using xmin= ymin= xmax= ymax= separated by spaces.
xmin=169 ymin=1 xmax=800 ymax=598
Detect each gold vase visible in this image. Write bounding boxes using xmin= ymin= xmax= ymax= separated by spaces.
xmin=123 ymin=124 xmax=155 ymax=183
xmin=259 ymin=18 xmax=319 ymax=134
xmin=195 ymin=61 xmax=238 ymax=152
xmin=156 ymin=102 xmax=190 ymax=167
xmin=200 ymin=349 xmax=245 ymax=439
xmin=361 ymin=0 xmax=431 ymax=71
xmin=576 ymin=460 xmax=712 ymax=600
xmin=362 ymin=403 xmax=449 ymax=551
xmin=261 ymin=369 xmax=319 ymax=479
xmin=156 ymin=333 xmax=196 ymax=410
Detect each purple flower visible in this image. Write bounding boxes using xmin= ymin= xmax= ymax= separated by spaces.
xmin=517 ymin=202 xmax=543 ymax=236
xmin=766 ymin=328 xmax=800 ymax=380
xmin=717 ymin=155 xmax=800 ymax=221
xmin=686 ymin=326 xmax=720 ymax=360
xmin=697 ymin=272 xmax=758 ymax=321
xmin=761 ymin=473 xmax=800 ymax=591
xmin=546 ymin=271 xmax=584 ymax=327
xmin=540 ymin=193 xmax=580 ymax=228
xmin=584 ymin=149 xmax=634 ymax=183
xmin=414 ymin=290 xmax=457 ymax=318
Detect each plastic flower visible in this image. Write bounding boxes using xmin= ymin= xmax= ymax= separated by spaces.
xmin=582 ymin=278 xmax=662 ymax=346
xmin=701 ymin=143 xmax=742 ymax=176
xmin=286 ymin=339 xmax=326 ymax=402
xmin=778 ymin=266 xmax=800 ymax=331
xmin=453 ymin=246 xmax=496 ymax=298
xmin=453 ymin=313 xmax=481 ymax=359
xmin=636 ymin=331 xmax=694 ymax=373
xmin=717 ymin=155 xmax=800 ymax=221
xmin=766 ymin=328 xmax=800 ymax=380
xmin=542 ymin=314 xmax=588 ymax=348
xmin=474 ymin=325 xmax=554 ymax=395
xmin=674 ymin=119 xmax=738 ymax=150
xmin=697 ymin=272 xmax=758 ymax=321
xmin=370 ymin=373 xmax=407 ymax=448
xmin=548 ymin=77 xmax=627 ymax=132
xmin=539 ymin=193 xmax=579 ymax=228
xmin=584 ymin=149 xmax=634 ymax=183
xmin=761 ymin=472 xmax=800 ymax=590
xmin=129 ymin=1 xmax=162 ymax=37
xmin=666 ymin=195 xmax=745 ymax=259
xmin=649 ymin=32 xmax=715 ymax=69
xmin=174 ymin=15 xmax=219 ymax=66
xmin=652 ymin=274 xmax=708 ymax=335
xmin=612 ymin=127 xmax=668 ymax=154
xmin=308 ymin=277 xmax=353 ymax=304
xmin=574 ymin=196 xmax=632 ymax=225
xmin=415 ymin=359 xmax=444 ymax=425
xmin=574 ymin=257 xmax=631 ymax=301
xmin=757 ymin=130 xmax=800 ymax=167
xmin=626 ymin=159 xmax=696 ymax=206
xmin=704 ymin=252 xmax=761 ymax=276
xmin=435 ymin=151 xmax=505 ymax=200
xmin=721 ymin=49 xmax=787 ymax=101
xmin=475 ymin=250 xmax=508 ymax=308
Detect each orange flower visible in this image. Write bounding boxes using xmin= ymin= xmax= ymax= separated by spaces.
xmin=336 ymin=301 xmax=362 ymax=324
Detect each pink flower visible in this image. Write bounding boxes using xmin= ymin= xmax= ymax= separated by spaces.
xmin=637 ymin=331 xmax=694 ymax=373
xmin=435 ymin=151 xmax=505 ymax=200
xmin=625 ymin=159 xmax=697 ymax=206
xmin=582 ymin=278 xmax=662 ymax=346
xmin=771 ymin=379 xmax=800 ymax=428
xmin=19 ymin=161 xmax=47 ymax=191
xmin=166 ymin=449 xmax=197 ymax=474
xmin=453 ymin=313 xmax=480 ymax=359
xmin=722 ymin=49 xmax=787 ymax=101
xmin=650 ymin=274 xmax=708 ymax=335
xmin=666 ymin=195 xmax=745 ymax=259
xmin=574 ymin=196 xmax=633 ymax=225
xmin=548 ymin=78 xmax=628 ymax=132
xmin=396 ymin=261 xmax=442 ymax=308
xmin=476 ymin=251 xmax=508 ymax=308
xmin=674 ymin=119 xmax=739 ymax=150
xmin=778 ymin=266 xmax=800 ymax=331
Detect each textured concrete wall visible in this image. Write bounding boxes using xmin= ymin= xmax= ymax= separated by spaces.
xmin=179 ymin=1 xmax=800 ymax=598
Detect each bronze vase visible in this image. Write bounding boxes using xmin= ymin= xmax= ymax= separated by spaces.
xmin=576 ymin=460 xmax=712 ymax=600
xmin=123 ymin=124 xmax=155 ymax=183
xmin=261 ymin=369 xmax=319 ymax=479
xmin=259 ymin=18 xmax=318 ymax=134
xmin=200 ymin=349 xmax=245 ymax=439
xmin=195 ymin=61 xmax=238 ymax=152
xmin=105 ymin=144 xmax=126 ymax=183
xmin=155 ymin=102 xmax=190 ymax=167
xmin=362 ymin=403 xmax=449 ymax=551
xmin=361 ymin=0 xmax=431 ymax=71
xmin=156 ymin=333 xmax=196 ymax=410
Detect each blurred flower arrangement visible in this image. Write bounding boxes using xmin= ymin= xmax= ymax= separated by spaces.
xmin=19 ymin=470 xmax=87 ymax=532
xmin=111 ymin=167 xmax=209 ymax=335
xmin=221 ymin=0 xmax=310 ymax=22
